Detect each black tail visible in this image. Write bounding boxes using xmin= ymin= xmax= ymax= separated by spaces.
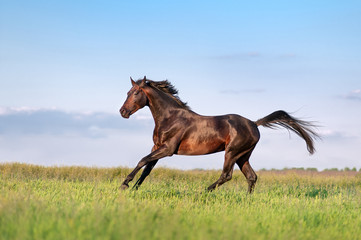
xmin=256 ymin=110 xmax=320 ymax=154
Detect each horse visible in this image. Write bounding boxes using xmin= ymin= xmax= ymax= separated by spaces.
xmin=119 ymin=76 xmax=319 ymax=193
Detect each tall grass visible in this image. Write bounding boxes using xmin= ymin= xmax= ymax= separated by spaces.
xmin=1 ymin=163 xmax=360 ymax=240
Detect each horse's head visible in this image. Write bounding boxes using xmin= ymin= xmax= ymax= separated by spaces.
xmin=120 ymin=76 xmax=148 ymax=119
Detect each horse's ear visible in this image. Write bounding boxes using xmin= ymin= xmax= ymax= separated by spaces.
xmin=130 ymin=77 xmax=136 ymax=86
xmin=139 ymin=76 xmax=147 ymax=87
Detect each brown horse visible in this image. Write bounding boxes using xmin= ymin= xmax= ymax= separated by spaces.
xmin=119 ymin=76 xmax=319 ymax=193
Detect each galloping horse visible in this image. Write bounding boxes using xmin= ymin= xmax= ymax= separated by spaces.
xmin=119 ymin=76 xmax=319 ymax=193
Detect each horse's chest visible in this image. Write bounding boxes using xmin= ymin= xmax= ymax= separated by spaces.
xmin=152 ymin=125 xmax=179 ymax=145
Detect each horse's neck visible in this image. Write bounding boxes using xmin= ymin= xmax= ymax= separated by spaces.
xmin=145 ymin=87 xmax=184 ymax=123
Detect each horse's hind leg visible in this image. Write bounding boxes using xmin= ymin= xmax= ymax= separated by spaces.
xmin=207 ymin=151 xmax=237 ymax=191
xmin=236 ymin=150 xmax=257 ymax=193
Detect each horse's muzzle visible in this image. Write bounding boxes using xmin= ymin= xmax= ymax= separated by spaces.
xmin=120 ymin=108 xmax=130 ymax=119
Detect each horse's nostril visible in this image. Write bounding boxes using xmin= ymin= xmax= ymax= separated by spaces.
xmin=120 ymin=108 xmax=130 ymax=118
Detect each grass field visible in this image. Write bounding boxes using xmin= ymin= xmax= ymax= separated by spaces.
xmin=1 ymin=163 xmax=360 ymax=240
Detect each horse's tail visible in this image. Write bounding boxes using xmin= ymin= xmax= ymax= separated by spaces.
xmin=255 ymin=110 xmax=320 ymax=154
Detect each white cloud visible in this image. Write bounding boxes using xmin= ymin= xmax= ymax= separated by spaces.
xmin=133 ymin=112 xmax=153 ymax=120
xmin=0 ymin=106 xmax=58 ymax=115
xmin=339 ymin=89 xmax=361 ymax=101
xmin=0 ymin=107 xmax=156 ymax=168
xmin=0 ymin=107 xmax=152 ymax=137
xmin=317 ymin=129 xmax=357 ymax=142
xmin=0 ymin=133 xmax=153 ymax=168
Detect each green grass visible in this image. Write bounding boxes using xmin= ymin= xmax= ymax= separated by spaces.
xmin=1 ymin=163 xmax=360 ymax=240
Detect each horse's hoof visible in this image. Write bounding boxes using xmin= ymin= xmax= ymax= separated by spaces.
xmin=120 ymin=184 xmax=129 ymax=190
xmin=207 ymin=186 xmax=215 ymax=192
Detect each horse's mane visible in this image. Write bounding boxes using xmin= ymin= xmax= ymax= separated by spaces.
xmin=138 ymin=79 xmax=190 ymax=110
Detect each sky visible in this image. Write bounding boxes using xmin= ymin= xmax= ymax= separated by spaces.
xmin=1 ymin=0 xmax=361 ymax=170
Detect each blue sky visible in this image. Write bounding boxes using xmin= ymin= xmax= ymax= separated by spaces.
xmin=1 ymin=0 xmax=360 ymax=170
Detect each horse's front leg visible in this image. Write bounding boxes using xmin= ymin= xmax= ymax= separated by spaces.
xmin=132 ymin=160 xmax=158 ymax=190
xmin=133 ymin=145 xmax=160 ymax=190
xmin=120 ymin=145 xmax=172 ymax=190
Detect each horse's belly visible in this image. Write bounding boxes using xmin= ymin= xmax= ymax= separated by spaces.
xmin=176 ymin=138 xmax=226 ymax=155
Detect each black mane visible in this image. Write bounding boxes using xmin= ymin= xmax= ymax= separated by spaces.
xmin=138 ymin=79 xmax=190 ymax=110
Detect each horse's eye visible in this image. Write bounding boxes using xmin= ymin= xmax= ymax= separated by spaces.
xmin=134 ymin=91 xmax=139 ymax=95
